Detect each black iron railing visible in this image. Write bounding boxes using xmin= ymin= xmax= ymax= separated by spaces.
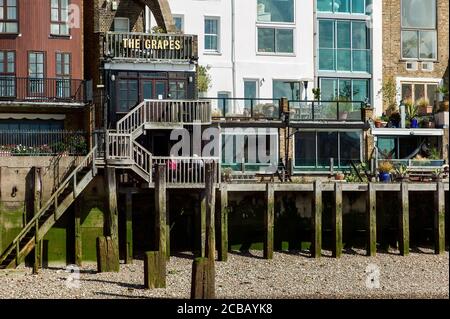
xmin=0 ymin=77 xmax=86 ymax=103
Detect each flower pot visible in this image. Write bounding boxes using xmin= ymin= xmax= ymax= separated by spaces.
xmin=335 ymin=173 xmax=345 ymax=181
xmin=339 ymin=112 xmax=348 ymax=120
xmin=379 ymin=172 xmax=391 ymax=183
xmin=374 ymin=120 xmax=383 ymax=128
xmin=410 ymin=118 xmax=419 ymax=128
xmin=418 ymin=105 xmax=433 ymax=115
xmin=434 ymin=111 xmax=449 ymax=128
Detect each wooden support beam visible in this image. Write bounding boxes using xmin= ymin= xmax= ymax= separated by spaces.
xmin=399 ymin=183 xmax=409 ymax=256
xmin=366 ymin=183 xmax=377 ymax=257
xmin=311 ymin=180 xmax=322 ymax=258
xmin=144 ymin=251 xmax=166 ymax=289
xmin=74 ymin=199 xmax=82 ymax=267
xmin=166 ymin=192 xmax=170 ymax=261
xmin=96 ymin=236 xmax=119 ymax=272
xmin=32 ymin=167 xmax=42 ymax=274
xmin=218 ymin=184 xmax=228 ymax=262
xmin=105 ymin=167 xmax=119 ymax=251
xmin=155 ymin=164 xmax=167 ymax=259
xmin=125 ymin=192 xmax=133 ymax=264
xmin=332 ymin=182 xmax=343 ymax=258
xmin=200 ymin=190 xmax=207 ymax=258
xmin=264 ymin=183 xmax=274 ymax=259
xmin=191 ymin=257 xmax=211 ymax=299
xmin=434 ymin=182 xmax=445 ymax=255
xmin=204 ymin=162 xmax=216 ymax=298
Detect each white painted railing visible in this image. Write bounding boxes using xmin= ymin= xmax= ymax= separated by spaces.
xmin=133 ymin=141 xmax=152 ymax=177
xmin=117 ymin=99 xmax=212 ymax=133
xmin=106 ymin=131 xmax=132 ymax=160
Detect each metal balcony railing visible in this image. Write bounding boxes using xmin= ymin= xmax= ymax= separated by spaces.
xmin=0 ymin=77 xmax=86 ymax=103
xmin=204 ymin=97 xmax=281 ymax=120
xmin=288 ymin=100 xmax=365 ymax=122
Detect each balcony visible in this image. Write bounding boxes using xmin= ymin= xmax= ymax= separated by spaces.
xmin=0 ymin=77 xmax=86 ymax=104
xmin=103 ymin=32 xmax=198 ymax=62
xmin=289 ymin=100 xmax=365 ymax=122
xmin=206 ymin=98 xmax=281 ymax=121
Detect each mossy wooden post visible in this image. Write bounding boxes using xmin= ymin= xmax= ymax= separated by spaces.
xmin=144 ymin=251 xmax=166 ymax=288
xmin=218 ymin=184 xmax=228 ymax=262
xmin=204 ymin=162 xmax=216 ymax=298
xmin=96 ymin=236 xmax=119 ymax=272
xmin=125 ymin=192 xmax=133 ymax=264
xmin=105 ymin=167 xmax=119 ymax=255
xmin=311 ymin=180 xmax=322 ymax=258
xmin=399 ymin=183 xmax=409 ymax=256
xmin=332 ymin=182 xmax=343 ymax=258
xmin=366 ymin=183 xmax=377 ymax=257
xmin=155 ymin=164 xmax=167 ymax=260
xmin=264 ymin=183 xmax=274 ymax=259
xmin=191 ymin=257 xmax=209 ymax=299
xmin=32 ymin=167 xmax=42 ymax=274
xmin=166 ymin=192 xmax=170 ymax=261
xmin=74 ymin=199 xmax=82 ymax=267
xmin=434 ymin=181 xmax=445 ymax=254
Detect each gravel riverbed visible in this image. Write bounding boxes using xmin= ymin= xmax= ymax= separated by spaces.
xmin=0 ymin=249 xmax=448 ymax=299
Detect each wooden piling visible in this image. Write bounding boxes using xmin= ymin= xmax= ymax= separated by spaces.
xmin=125 ymin=192 xmax=133 ymax=264
xmin=155 ymin=164 xmax=167 ymax=259
xmin=191 ymin=257 xmax=212 ymax=299
xmin=74 ymin=199 xmax=82 ymax=267
xmin=366 ymin=183 xmax=377 ymax=257
xmin=204 ymin=162 xmax=216 ymax=298
xmin=96 ymin=236 xmax=119 ymax=272
xmin=200 ymin=191 xmax=207 ymax=258
xmin=264 ymin=183 xmax=274 ymax=259
xmin=399 ymin=183 xmax=409 ymax=256
xmin=32 ymin=167 xmax=42 ymax=274
xmin=105 ymin=167 xmax=119 ymax=253
xmin=332 ymin=182 xmax=343 ymax=258
xmin=218 ymin=184 xmax=228 ymax=262
xmin=311 ymin=180 xmax=322 ymax=258
xmin=144 ymin=251 xmax=166 ymax=289
xmin=434 ymin=182 xmax=445 ymax=255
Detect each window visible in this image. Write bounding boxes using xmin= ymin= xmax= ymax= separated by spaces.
xmin=317 ymin=0 xmax=372 ymax=14
xmin=173 ymin=15 xmax=184 ymax=32
xmin=318 ymin=19 xmax=371 ymax=72
xmin=257 ymin=0 xmax=294 ymax=23
xmin=169 ymin=80 xmax=186 ymax=99
xmin=257 ymin=27 xmax=294 ymax=54
xmin=273 ymin=80 xmax=301 ymax=100
xmin=117 ymin=79 xmax=138 ymax=112
xmin=320 ymin=78 xmax=369 ymax=102
xmin=217 ymin=91 xmax=231 ymax=115
xmin=56 ymin=53 xmax=71 ymax=98
xmin=0 ymin=50 xmax=15 ymax=97
xmin=401 ymin=82 xmax=438 ymax=107
xmin=204 ymin=17 xmax=219 ymax=52
xmin=244 ymin=80 xmax=258 ymax=108
xmin=0 ymin=0 xmax=18 ymax=33
xmin=114 ymin=17 xmax=129 ymax=32
xmin=0 ymin=119 xmax=64 ymax=131
xmin=51 ymin=0 xmax=69 ymax=36
xmin=294 ymin=130 xmax=362 ymax=169
xmin=401 ymin=0 xmax=437 ymax=60
xmin=28 ymin=52 xmax=45 ymax=95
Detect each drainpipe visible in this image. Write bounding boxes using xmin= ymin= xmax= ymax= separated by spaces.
xmin=313 ymin=0 xmax=318 ymax=87
xmin=231 ymin=0 xmax=236 ymax=99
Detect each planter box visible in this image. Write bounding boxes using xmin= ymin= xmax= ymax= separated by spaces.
xmin=418 ymin=105 xmax=433 ymax=115
xmin=434 ymin=111 xmax=449 ymax=128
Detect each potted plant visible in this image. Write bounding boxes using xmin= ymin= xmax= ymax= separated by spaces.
xmin=416 ymin=97 xmax=432 ymax=115
xmin=312 ymin=88 xmax=321 ymax=101
xmin=378 ymin=160 xmax=394 ymax=183
xmin=197 ymin=65 xmax=212 ymax=98
xmin=405 ymin=100 xmax=419 ymax=128
xmin=388 ymin=111 xmax=401 ymax=128
xmin=435 ymin=86 xmax=449 ymax=128
xmin=436 ymin=85 xmax=449 ymax=108
xmin=335 ymin=172 xmax=345 ymax=181
xmin=394 ymin=165 xmax=409 ymax=182
xmin=374 ymin=117 xmax=383 ymax=128
xmin=378 ymin=76 xmax=399 ymax=116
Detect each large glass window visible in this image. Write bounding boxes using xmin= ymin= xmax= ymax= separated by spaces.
xmin=28 ymin=52 xmax=45 ymax=95
xmin=257 ymin=28 xmax=293 ymax=54
xmin=273 ymin=80 xmax=301 ymax=100
xmin=318 ymin=19 xmax=371 ymax=72
xmin=118 ymin=79 xmax=138 ymax=112
xmin=0 ymin=0 xmax=18 ymax=33
xmin=51 ymin=0 xmax=69 ymax=36
xmin=317 ymin=0 xmax=372 ymax=14
xmin=56 ymin=53 xmax=71 ymax=98
xmin=320 ymin=78 xmax=369 ymax=102
xmin=294 ymin=130 xmax=362 ymax=169
xmin=401 ymin=0 xmax=437 ymax=60
xmin=257 ymin=0 xmax=294 ymax=23
xmin=0 ymin=50 xmax=15 ymax=97
xmin=169 ymin=80 xmax=185 ymax=99
xmin=244 ymin=80 xmax=258 ymax=108
xmin=401 ymin=82 xmax=438 ymax=107
xmin=204 ymin=17 xmax=220 ymax=52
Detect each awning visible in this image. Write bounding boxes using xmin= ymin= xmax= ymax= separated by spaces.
xmin=0 ymin=113 xmax=66 ymax=120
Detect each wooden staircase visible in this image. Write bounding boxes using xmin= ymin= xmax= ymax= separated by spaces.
xmin=0 ymin=147 xmax=98 ymax=269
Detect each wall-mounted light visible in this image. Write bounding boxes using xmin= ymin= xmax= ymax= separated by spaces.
xmin=111 ymin=74 xmax=116 ymax=81
xmin=259 ymin=78 xmax=265 ymax=87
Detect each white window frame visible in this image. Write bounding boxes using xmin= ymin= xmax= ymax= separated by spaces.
xmin=204 ymin=16 xmax=221 ymax=54
xmin=256 ymin=0 xmax=296 ymax=25
xmin=400 ymin=0 xmax=437 ymax=61
xmin=113 ymin=17 xmax=130 ymax=32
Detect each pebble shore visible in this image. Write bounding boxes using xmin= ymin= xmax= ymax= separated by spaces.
xmin=0 ymin=249 xmax=447 ymax=299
